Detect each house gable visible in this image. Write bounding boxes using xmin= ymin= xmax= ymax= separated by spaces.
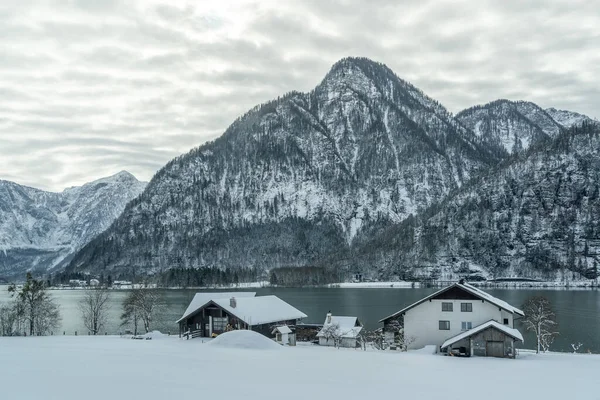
xmin=379 ymin=282 xmax=523 ymax=324
xmin=431 ymin=286 xmax=480 ymax=301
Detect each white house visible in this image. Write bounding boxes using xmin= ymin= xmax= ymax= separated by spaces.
xmin=317 ymin=313 xmax=363 ymax=348
xmin=380 ymin=280 xmax=525 ymax=357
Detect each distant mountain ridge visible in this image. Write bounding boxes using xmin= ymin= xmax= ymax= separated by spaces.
xmin=0 ymin=171 xmax=146 ymax=279
xmin=544 ymin=107 xmax=595 ymax=128
xmin=16 ymin=57 xmax=597 ymax=283
xmin=456 ymin=99 xmax=564 ymax=155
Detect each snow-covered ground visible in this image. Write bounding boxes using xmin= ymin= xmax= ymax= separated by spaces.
xmin=328 ymin=281 xmax=415 ymax=288
xmin=1 ymin=332 xmax=598 ymax=400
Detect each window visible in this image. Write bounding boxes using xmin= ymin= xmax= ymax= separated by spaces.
xmin=439 ymin=320 xmax=450 ymax=330
xmin=461 ymin=322 xmax=472 ymax=331
xmin=461 ymin=303 xmax=473 ymax=312
xmin=503 ymin=318 xmax=509 ymax=325
xmin=442 ymin=302 xmax=453 ymax=312
xmin=212 ymin=317 xmax=228 ymax=332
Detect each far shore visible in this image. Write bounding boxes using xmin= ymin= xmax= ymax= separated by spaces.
xmin=5 ymin=278 xmax=593 ymax=291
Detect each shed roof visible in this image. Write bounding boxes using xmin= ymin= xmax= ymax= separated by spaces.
xmin=176 ymin=292 xmax=256 ymax=323
xmin=317 ymin=316 xmax=363 ymax=338
xmin=379 ymin=282 xmax=524 ymax=322
xmin=272 ymin=325 xmax=292 ymax=334
xmin=441 ymin=320 xmax=524 ymax=349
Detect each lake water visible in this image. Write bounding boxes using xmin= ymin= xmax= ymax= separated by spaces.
xmin=1 ymin=286 xmax=598 ymax=353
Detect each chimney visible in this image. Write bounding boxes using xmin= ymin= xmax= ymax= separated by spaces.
xmin=459 ymin=279 xmax=465 ymax=285
xmin=326 ymin=311 xmax=332 ymax=324
xmin=230 ymin=297 xmax=236 ymax=308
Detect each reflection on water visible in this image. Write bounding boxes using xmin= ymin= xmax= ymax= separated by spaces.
xmin=0 ymin=286 xmax=598 ymax=353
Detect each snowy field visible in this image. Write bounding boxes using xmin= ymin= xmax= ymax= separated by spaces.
xmin=1 ymin=331 xmax=599 ymax=400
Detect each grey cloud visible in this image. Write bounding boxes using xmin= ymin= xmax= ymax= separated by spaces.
xmin=0 ymin=0 xmax=598 ymax=191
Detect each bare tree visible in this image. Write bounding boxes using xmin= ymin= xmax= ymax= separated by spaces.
xmin=319 ymin=322 xmax=342 ymax=347
xmin=121 ymin=289 xmax=164 ymax=335
xmin=79 ymin=288 xmax=111 ymax=335
xmin=397 ymin=329 xmax=417 ymax=351
xmin=8 ymin=273 xmax=61 ymax=336
xmin=0 ymin=303 xmax=18 ymax=336
xmin=120 ymin=292 xmax=140 ymax=335
xmin=521 ymin=296 xmax=559 ymax=353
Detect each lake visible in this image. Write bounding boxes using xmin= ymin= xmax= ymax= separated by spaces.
xmin=1 ymin=286 xmax=598 ymax=353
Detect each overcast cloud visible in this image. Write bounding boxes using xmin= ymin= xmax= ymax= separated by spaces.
xmin=1 ymin=0 xmax=598 ymax=191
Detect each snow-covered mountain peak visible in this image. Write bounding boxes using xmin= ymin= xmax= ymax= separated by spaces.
xmin=456 ymin=99 xmax=564 ymax=154
xmin=66 ymin=57 xmax=500 ymax=276
xmin=545 ymin=107 xmax=593 ymax=128
xmin=0 ymin=173 xmax=146 ymax=279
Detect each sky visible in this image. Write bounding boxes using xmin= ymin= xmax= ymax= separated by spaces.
xmin=1 ymin=0 xmax=599 ymax=192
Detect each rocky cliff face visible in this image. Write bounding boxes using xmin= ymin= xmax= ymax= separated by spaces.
xmin=63 ymin=57 xmax=598 ymax=282
xmin=0 ymin=171 xmax=145 ymax=279
xmin=66 ymin=58 xmax=500 ymax=276
xmin=545 ymin=107 xmax=595 ymax=129
xmin=456 ymin=100 xmax=564 ymax=155
xmin=346 ymin=122 xmax=600 ymax=282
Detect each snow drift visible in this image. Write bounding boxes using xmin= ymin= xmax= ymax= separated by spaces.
xmin=207 ymin=330 xmax=281 ymax=350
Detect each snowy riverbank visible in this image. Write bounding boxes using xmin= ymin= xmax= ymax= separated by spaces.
xmin=2 ymin=334 xmax=598 ymax=400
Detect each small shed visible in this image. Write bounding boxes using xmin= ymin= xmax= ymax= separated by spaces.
xmin=317 ymin=313 xmax=363 ymax=348
xmin=441 ymin=320 xmax=523 ymax=358
xmin=272 ymin=325 xmax=296 ymax=346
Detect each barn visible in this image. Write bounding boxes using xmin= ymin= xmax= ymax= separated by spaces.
xmin=441 ymin=320 xmax=524 ymax=358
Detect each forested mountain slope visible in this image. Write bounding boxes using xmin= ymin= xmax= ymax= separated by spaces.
xmin=66 ymin=58 xmax=501 ymax=277
xmin=344 ymin=122 xmax=600 ymax=282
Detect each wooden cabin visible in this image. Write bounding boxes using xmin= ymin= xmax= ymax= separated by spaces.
xmin=177 ymin=292 xmax=307 ymax=339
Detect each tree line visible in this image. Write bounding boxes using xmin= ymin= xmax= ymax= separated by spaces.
xmin=1 ymin=274 xmax=164 ymax=337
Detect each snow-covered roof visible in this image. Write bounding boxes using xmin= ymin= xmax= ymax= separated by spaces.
xmin=379 ymin=282 xmax=524 ymax=322
xmin=212 ymin=296 xmax=307 ymax=326
xmin=317 ymin=316 xmax=363 ymax=338
xmin=461 ymin=283 xmax=524 ymax=316
xmin=176 ymin=292 xmax=257 ymax=323
xmin=441 ymin=320 xmax=524 ymax=349
xmin=272 ymin=325 xmax=292 ymax=334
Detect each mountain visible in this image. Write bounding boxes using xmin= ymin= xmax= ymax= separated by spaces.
xmin=456 ymin=100 xmax=564 ymax=155
xmin=64 ymin=57 xmax=599 ymax=283
xmin=66 ymin=57 xmax=503 ymax=277
xmin=345 ymin=122 xmax=600 ymax=282
xmin=545 ymin=107 xmax=594 ymax=129
xmin=0 ymin=171 xmax=146 ymax=279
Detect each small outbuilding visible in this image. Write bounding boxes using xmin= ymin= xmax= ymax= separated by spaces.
xmin=272 ymin=325 xmax=296 ymax=346
xmin=441 ymin=320 xmax=524 ymax=358
xmin=317 ymin=313 xmax=363 ymax=348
